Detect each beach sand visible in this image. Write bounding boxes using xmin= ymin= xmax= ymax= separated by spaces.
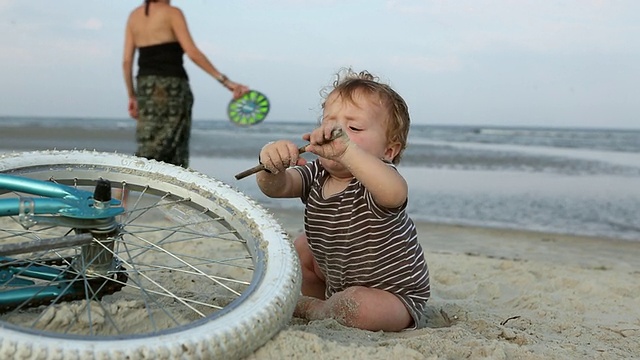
xmin=248 ymin=208 xmax=640 ymax=360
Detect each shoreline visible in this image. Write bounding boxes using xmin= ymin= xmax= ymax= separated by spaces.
xmin=0 ymin=149 xmax=637 ymax=243
xmin=190 ymin=157 xmax=640 ymax=243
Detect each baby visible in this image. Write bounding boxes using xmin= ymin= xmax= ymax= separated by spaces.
xmin=256 ymin=69 xmax=430 ymax=331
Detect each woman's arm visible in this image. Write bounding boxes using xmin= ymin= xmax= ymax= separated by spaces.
xmin=169 ymin=8 xmax=248 ymax=98
xmin=169 ymin=8 xmax=222 ymax=80
xmin=122 ymin=16 xmax=138 ymax=119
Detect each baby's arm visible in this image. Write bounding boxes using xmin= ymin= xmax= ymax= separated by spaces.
xmin=305 ymin=126 xmax=407 ymax=208
xmin=342 ymin=145 xmax=408 ymax=209
xmin=256 ymin=140 xmax=304 ymax=198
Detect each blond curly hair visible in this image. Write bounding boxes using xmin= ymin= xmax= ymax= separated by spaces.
xmin=320 ymin=68 xmax=410 ymax=164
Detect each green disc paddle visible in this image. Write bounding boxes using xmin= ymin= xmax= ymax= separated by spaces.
xmin=227 ymin=90 xmax=270 ymax=126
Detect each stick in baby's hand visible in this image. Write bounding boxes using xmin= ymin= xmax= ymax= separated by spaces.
xmin=234 ymin=128 xmax=343 ymax=180
xmin=234 ymin=144 xmax=309 ymax=180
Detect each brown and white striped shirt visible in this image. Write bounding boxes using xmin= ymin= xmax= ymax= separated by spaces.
xmin=294 ymin=160 xmax=430 ymax=326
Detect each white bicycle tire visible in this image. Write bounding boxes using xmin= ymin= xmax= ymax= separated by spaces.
xmin=0 ymin=150 xmax=301 ymax=360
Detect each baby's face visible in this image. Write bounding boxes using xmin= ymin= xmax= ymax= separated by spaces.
xmin=319 ymin=91 xmax=391 ymax=172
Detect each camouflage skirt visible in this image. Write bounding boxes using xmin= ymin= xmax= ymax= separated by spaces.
xmin=135 ymin=75 xmax=194 ymax=168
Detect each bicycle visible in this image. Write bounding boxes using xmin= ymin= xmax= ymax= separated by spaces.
xmin=0 ymin=150 xmax=301 ymax=359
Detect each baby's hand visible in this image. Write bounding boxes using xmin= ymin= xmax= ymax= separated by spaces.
xmin=304 ymin=125 xmax=349 ymax=161
xmin=259 ymin=140 xmax=305 ymax=174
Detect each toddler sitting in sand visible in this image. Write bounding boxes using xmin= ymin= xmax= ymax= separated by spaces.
xmin=256 ymin=69 xmax=430 ymax=331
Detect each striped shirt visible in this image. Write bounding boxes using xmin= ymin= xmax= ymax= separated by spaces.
xmin=294 ymin=160 xmax=430 ymax=326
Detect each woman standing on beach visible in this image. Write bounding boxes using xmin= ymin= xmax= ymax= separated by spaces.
xmin=123 ymin=0 xmax=249 ymax=168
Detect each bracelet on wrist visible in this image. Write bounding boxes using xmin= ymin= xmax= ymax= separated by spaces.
xmin=217 ymin=73 xmax=229 ymax=84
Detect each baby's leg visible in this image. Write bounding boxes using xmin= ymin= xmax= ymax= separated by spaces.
xmin=293 ymin=233 xmax=326 ymax=299
xmin=295 ymin=286 xmax=412 ymax=332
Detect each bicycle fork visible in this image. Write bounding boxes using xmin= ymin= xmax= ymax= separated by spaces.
xmin=0 ymin=178 xmax=127 ymax=312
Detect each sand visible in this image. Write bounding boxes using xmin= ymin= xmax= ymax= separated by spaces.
xmin=247 ymin=208 xmax=640 ymax=360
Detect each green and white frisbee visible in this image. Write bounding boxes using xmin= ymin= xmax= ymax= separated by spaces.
xmin=227 ymin=90 xmax=270 ymax=126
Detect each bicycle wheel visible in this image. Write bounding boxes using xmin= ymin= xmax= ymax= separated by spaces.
xmin=0 ymin=150 xmax=301 ymax=359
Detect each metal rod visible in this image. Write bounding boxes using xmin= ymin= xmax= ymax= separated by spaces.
xmin=0 ymin=233 xmax=94 ymax=256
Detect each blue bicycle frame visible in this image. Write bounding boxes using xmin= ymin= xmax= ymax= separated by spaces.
xmin=0 ymin=174 xmax=123 ymax=220
xmin=0 ymin=174 xmax=125 ymax=311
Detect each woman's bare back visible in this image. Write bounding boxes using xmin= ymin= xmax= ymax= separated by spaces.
xmin=128 ymin=2 xmax=177 ymax=47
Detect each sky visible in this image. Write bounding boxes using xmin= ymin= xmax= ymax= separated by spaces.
xmin=0 ymin=0 xmax=638 ymax=128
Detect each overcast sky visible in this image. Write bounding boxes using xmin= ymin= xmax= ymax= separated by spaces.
xmin=0 ymin=0 xmax=638 ymax=128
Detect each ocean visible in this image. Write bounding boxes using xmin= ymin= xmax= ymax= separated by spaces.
xmin=1 ymin=116 xmax=639 ymax=242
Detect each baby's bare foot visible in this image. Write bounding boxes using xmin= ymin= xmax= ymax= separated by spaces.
xmin=293 ymin=296 xmax=319 ymax=319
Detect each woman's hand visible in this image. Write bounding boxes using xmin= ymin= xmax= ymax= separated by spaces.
xmin=224 ymin=80 xmax=250 ymax=99
xmin=128 ymin=97 xmax=139 ymax=120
